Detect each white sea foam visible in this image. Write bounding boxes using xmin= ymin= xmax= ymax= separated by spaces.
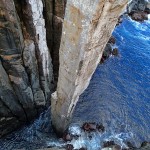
xmin=65 ymin=124 xmax=133 ymax=150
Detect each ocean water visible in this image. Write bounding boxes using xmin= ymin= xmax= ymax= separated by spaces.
xmin=0 ymin=17 xmax=150 ymax=150
xmin=73 ymin=16 xmax=150 ymax=148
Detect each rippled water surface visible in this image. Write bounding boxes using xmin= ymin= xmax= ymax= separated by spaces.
xmin=73 ymin=17 xmax=150 ymax=147
xmin=0 ymin=17 xmax=150 ymax=150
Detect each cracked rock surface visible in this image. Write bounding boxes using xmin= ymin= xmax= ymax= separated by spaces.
xmin=0 ymin=0 xmax=54 ymax=137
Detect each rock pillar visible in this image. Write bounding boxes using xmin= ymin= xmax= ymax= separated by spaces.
xmin=51 ymin=0 xmax=128 ymax=135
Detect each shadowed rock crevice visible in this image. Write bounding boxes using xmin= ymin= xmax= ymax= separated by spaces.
xmin=43 ymin=0 xmax=66 ymax=82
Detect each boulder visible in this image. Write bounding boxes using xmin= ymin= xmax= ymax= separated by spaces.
xmin=103 ymin=141 xmax=121 ymax=150
xmin=82 ymin=122 xmax=97 ymax=132
xmin=96 ymin=123 xmax=105 ymax=132
xmin=130 ymin=11 xmax=148 ymax=22
xmin=79 ymin=148 xmax=87 ymax=150
xmin=63 ymin=132 xmax=73 ymax=142
xmin=38 ymin=148 xmax=65 ymax=150
xmin=127 ymin=0 xmax=150 ymax=21
xmin=103 ymin=44 xmax=112 ymax=59
xmin=108 ymin=36 xmax=116 ymax=44
xmin=66 ymin=144 xmax=74 ymax=150
xmin=139 ymin=142 xmax=150 ymax=150
xmin=112 ymin=48 xmax=119 ymax=56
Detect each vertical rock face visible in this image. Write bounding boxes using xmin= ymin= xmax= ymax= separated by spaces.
xmin=127 ymin=0 xmax=149 ymax=13
xmin=0 ymin=0 xmax=53 ymax=137
xmin=51 ymin=0 xmax=128 ymax=135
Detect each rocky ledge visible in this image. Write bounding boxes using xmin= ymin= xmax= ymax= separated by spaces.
xmin=127 ymin=0 xmax=150 ymax=22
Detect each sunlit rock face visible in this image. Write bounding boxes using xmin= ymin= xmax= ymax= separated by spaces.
xmin=0 ymin=0 xmax=53 ymax=137
xmin=51 ymin=0 xmax=128 ymax=135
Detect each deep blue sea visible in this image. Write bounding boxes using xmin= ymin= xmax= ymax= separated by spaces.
xmin=73 ymin=16 xmax=150 ymax=148
xmin=0 ymin=17 xmax=150 ymax=150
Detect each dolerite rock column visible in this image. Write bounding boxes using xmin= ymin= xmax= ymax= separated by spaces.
xmin=51 ymin=0 xmax=128 ymax=136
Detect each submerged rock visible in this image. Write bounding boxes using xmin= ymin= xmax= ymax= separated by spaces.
xmin=100 ymin=37 xmax=119 ymax=64
xmin=63 ymin=132 xmax=73 ymax=142
xmin=103 ymin=141 xmax=122 ymax=150
xmin=126 ymin=141 xmax=136 ymax=149
xmin=139 ymin=142 xmax=150 ymax=150
xmin=112 ymin=48 xmax=119 ymax=56
xmin=38 ymin=148 xmax=65 ymax=150
xmin=127 ymin=0 xmax=150 ymax=22
xmin=82 ymin=122 xmax=105 ymax=133
xmin=103 ymin=44 xmax=112 ymax=59
xmin=116 ymin=16 xmax=123 ymax=26
xmin=103 ymin=141 xmax=116 ymax=148
xmin=130 ymin=11 xmax=148 ymax=22
xmin=79 ymin=148 xmax=87 ymax=150
xmin=66 ymin=144 xmax=74 ymax=150
xmin=96 ymin=123 xmax=105 ymax=132
xmin=102 ymin=145 xmax=121 ymax=150
xmin=82 ymin=122 xmax=97 ymax=132
xmin=108 ymin=36 xmax=116 ymax=44
xmin=102 ymin=141 xmax=150 ymax=150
